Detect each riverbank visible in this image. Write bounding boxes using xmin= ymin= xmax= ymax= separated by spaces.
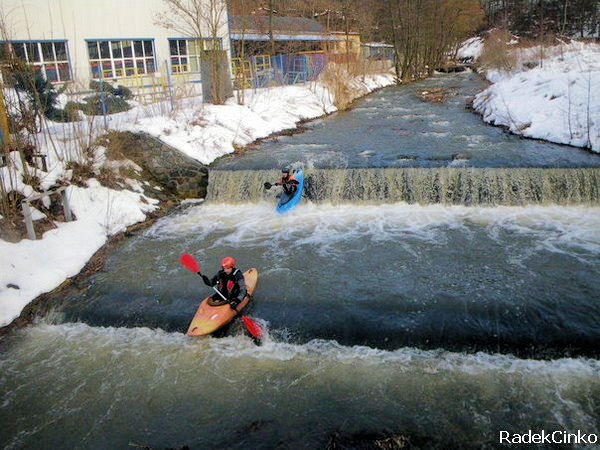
xmin=122 ymin=72 xmax=396 ymax=165
xmin=0 ymin=203 xmax=170 ymax=338
xmin=473 ymin=40 xmax=600 ymax=153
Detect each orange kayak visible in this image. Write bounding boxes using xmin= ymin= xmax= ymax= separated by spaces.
xmin=186 ymin=268 xmax=259 ymax=336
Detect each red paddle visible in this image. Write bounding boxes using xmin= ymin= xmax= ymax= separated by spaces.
xmin=180 ymin=254 xmax=263 ymax=343
xmin=181 ymin=253 xmax=200 ymax=273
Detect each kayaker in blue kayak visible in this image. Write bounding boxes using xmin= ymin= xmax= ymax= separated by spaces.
xmin=264 ymin=167 xmax=299 ymax=196
xmin=200 ymin=257 xmax=247 ymax=310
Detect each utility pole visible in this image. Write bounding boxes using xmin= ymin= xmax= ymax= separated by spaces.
xmin=343 ymin=0 xmax=350 ymax=71
xmin=0 ymin=87 xmax=10 ymax=148
xmin=269 ymin=0 xmax=275 ymax=55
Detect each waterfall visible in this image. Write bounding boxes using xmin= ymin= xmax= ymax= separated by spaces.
xmin=207 ymin=168 xmax=600 ymax=205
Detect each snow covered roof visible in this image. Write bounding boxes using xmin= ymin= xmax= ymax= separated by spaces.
xmin=362 ymin=42 xmax=394 ymax=48
xmin=230 ymin=32 xmax=342 ymax=42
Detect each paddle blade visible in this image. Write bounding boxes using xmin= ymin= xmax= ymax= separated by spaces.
xmin=241 ymin=316 xmax=263 ymax=341
xmin=180 ymin=254 xmax=200 ymax=273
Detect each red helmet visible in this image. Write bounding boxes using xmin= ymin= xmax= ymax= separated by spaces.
xmin=221 ymin=257 xmax=235 ymax=269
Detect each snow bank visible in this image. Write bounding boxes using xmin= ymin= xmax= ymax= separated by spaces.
xmin=30 ymin=73 xmax=394 ymax=167
xmin=121 ymin=73 xmax=395 ymax=165
xmin=457 ymin=37 xmax=484 ymax=62
xmin=0 ymin=154 xmax=158 ymax=328
xmin=474 ymin=41 xmax=600 ymax=152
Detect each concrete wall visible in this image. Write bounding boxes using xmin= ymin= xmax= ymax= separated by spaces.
xmin=0 ymin=0 xmax=231 ymax=90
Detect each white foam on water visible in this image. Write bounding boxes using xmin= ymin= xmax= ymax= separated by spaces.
xmin=358 ymin=150 xmax=375 ymax=157
xmin=448 ymin=159 xmax=470 ymax=167
xmin=7 ymin=322 xmax=600 ymax=376
xmin=387 ymin=106 xmax=412 ymax=112
xmin=283 ymin=143 xmax=329 ymax=149
xmin=456 ymin=134 xmax=488 ymax=146
xmin=302 ymin=151 xmax=349 ymax=168
xmin=398 ymin=113 xmax=439 ymax=120
xmin=147 ymin=202 xmax=600 ymax=257
xmin=421 ymin=131 xmax=450 ymax=138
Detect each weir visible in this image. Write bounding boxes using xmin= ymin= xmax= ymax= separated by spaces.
xmin=207 ymin=168 xmax=600 ymax=206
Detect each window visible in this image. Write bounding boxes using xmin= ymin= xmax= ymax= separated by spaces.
xmin=168 ymin=38 xmax=223 ymax=74
xmin=87 ymin=39 xmax=155 ymax=79
xmin=2 ymin=40 xmax=71 ymax=82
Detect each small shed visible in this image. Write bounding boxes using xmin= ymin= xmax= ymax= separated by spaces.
xmin=361 ymin=42 xmax=395 ymax=61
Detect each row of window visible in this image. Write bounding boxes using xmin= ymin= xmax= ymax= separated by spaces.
xmin=0 ymin=38 xmax=223 ymax=83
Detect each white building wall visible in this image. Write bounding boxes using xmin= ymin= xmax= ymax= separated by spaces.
xmin=0 ymin=0 xmax=231 ymax=89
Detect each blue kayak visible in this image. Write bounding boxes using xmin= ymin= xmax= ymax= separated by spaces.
xmin=276 ymin=169 xmax=304 ymax=214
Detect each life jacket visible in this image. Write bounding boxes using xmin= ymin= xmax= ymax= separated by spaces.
xmin=278 ymin=174 xmax=297 ymax=185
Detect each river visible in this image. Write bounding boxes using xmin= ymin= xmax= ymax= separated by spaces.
xmin=1 ymin=72 xmax=599 ymax=449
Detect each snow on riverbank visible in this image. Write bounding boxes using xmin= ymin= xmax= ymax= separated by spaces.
xmin=0 ymin=166 xmax=159 ymax=327
xmin=473 ymin=41 xmax=600 ymax=152
xmin=456 ymin=36 xmax=484 ymax=62
xmin=119 ymin=73 xmax=395 ymax=165
xmin=1 ymin=72 xmax=395 ymax=328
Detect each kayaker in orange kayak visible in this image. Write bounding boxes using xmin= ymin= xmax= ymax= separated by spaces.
xmin=265 ymin=167 xmax=299 ymax=196
xmin=200 ymin=257 xmax=247 ymax=310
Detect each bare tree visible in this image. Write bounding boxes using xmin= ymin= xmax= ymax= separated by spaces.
xmin=378 ymin=0 xmax=484 ymax=83
xmin=156 ymin=0 xmax=230 ymax=104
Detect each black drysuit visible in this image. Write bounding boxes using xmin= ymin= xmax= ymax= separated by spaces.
xmin=201 ymin=269 xmax=247 ymax=307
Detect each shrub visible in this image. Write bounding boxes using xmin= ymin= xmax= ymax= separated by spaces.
xmin=81 ymin=95 xmax=131 ymax=115
xmin=64 ymin=101 xmax=87 ymax=118
xmin=89 ymin=80 xmax=117 ymax=95
xmin=66 ymin=160 xmax=95 ymax=186
xmin=14 ymin=68 xmax=59 ymax=118
xmin=89 ymin=81 xmax=133 ymax=99
xmin=46 ymin=108 xmax=77 ymax=123
xmin=319 ymin=64 xmax=355 ymax=110
xmin=114 ymin=85 xmax=133 ymax=99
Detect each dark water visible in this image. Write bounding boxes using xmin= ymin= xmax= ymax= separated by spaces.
xmin=1 ymin=73 xmax=599 ymax=449
xmin=44 ymin=202 xmax=600 ymax=358
xmin=213 ymin=72 xmax=600 ymax=170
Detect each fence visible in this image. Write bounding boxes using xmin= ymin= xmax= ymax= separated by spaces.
xmin=232 ymin=52 xmax=328 ymax=89
xmin=90 ymin=51 xmax=328 ymax=107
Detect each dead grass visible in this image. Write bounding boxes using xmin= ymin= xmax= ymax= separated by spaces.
xmin=232 ymin=142 xmax=248 ymax=156
xmin=97 ymin=134 xmax=126 ymax=161
xmin=66 ymin=161 xmax=95 ymax=187
xmin=479 ymin=29 xmax=568 ymax=73
xmin=478 ymin=29 xmax=519 ymax=71
xmin=96 ymin=167 xmax=124 ymax=190
xmin=0 ymin=216 xmax=27 ymax=242
xmin=319 ymin=64 xmax=356 ymax=111
xmin=118 ymin=165 xmax=140 ymax=180
xmin=0 ymin=194 xmax=67 ymax=242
